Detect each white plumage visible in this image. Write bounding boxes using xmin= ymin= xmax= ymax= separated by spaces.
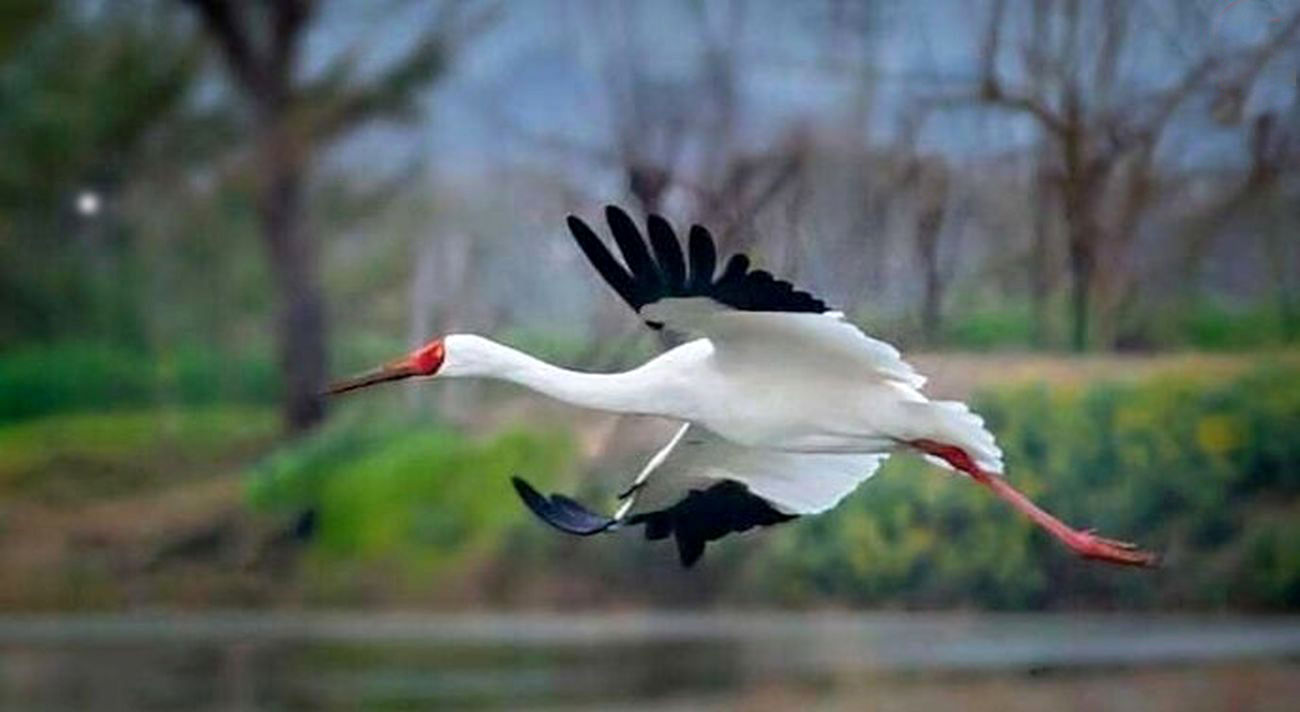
xmin=626 ymin=425 xmax=887 ymax=516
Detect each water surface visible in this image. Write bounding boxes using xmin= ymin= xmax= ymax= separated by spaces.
xmin=2 ymin=612 xmax=1297 ymax=710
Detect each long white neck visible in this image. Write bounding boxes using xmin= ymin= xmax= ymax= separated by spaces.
xmin=440 ymin=334 xmax=678 ymax=417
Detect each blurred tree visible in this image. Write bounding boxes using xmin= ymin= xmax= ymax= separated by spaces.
xmin=900 ymin=155 xmax=951 ymax=345
xmin=1178 ymin=112 xmax=1298 ymax=329
xmin=181 ymin=0 xmax=487 ymax=433
xmin=0 ymin=0 xmax=49 ymax=61
xmin=916 ymin=0 xmax=1300 ymax=350
xmin=0 ymin=2 xmax=200 ymax=346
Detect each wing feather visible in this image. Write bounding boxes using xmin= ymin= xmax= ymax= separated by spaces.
xmin=567 ymin=216 xmax=641 ymax=309
xmin=647 ymin=215 xmax=687 ymax=291
xmin=605 ymin=206 xmax=663 ymax=301
xmin=631 ymin=427 xmax=887 ymax=516
xmin=567 ymin=206 xmax=828 ymax=329
xmin=686 ymin=225 xmax=717 ymax=290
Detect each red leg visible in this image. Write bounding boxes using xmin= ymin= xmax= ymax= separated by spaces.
xmin=911 ymin=439 xmax=1157 ymax=567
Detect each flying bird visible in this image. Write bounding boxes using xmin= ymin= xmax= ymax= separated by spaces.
xmin=328 ymin=206 xmax=1157 ymax=569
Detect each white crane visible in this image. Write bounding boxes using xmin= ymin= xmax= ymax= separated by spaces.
xmin=329 ymin=206 xmax=1156 ymax=568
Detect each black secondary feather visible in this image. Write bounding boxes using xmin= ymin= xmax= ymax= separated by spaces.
xmin=627 ymin=480 xmax=797 ymax=567
xmin=567 ymin=205 xmax=829 ymax=328
xmin=511 ymin=476 xmax=795 ymax=568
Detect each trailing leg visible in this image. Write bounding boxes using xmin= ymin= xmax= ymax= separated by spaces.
xmin=910 ymin=439 xmax=1157 ymax=567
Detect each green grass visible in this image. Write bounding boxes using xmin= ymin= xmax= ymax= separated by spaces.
xmin=940 ymin=305 xmax=1038 ymax=350
xmin=247 ymin=409 xmax=576 ymax=578
xmin=0 ymin=406 xmax=277 ymax=503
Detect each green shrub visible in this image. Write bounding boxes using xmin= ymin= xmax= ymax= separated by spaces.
xmin=753 ymin=362 xmax=1300 ymax=610
xmin=247 ymin=409 xmax=575 ymax=573
xmin=0 ymin=342 xmax=154 ymax=421
xmin=1175 ymin=302 xmax=1294 ymax=350
xmin=168 ymin=345 xmax=279 ymax=407
xmin=940 ymin=305 xmax=1037 ymax=351
xmin=0 ymin=341 xmax=278 ymax=423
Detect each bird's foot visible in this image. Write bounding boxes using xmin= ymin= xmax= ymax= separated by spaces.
xmin=1065 ymin=528 xmax=1159 ymax=567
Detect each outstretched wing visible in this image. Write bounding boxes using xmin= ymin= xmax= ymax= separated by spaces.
xmin=568 ymin=206 xmax=925 ymax=389
xmin=567 ymin=205 xmax=828 ymax=330
xmin=514 ymin=426 xmax=886 ymax=567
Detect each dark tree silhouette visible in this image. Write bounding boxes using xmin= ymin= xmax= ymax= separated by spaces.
xmin=182 ymin=0 xmax=486 ymax=432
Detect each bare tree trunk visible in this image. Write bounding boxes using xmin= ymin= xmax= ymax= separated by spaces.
xmin=1060 ymin=89 xmax=1097 ymax=353
xmin=258 ymin=121 xmax=326 ymax=432
xmin=918 ymin=233 xmax=943 ymax=344
xmin=914 ymin=166 xmax=948 ymax=345
xmin=1026 ymin=0 xmax=1051 ymax=348
xmin=185 ymin=0 xmax=327 ymax=434
xmin=185 ymin=0 xmax=468 ymax=433
xmin=1064 ymin=204 xmax=1094 ymax=352
xmin=1030 ymin=169 xmax=1052 ymax=347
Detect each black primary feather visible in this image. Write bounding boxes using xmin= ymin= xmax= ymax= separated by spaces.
xmin=512 ymin=477 xmax=617 ymax=536
xmin=567 ymin=216 xmax=641 ymax=309
xmin=647 ymin=214 xmax=687 ymax=291
xmin=687 ymin=225 xmax=717 ymax=291
xmin=605 ymin=206 xmax=663 ymax=304
xmin=511 ymin=476 xmax=796 ymax=568
xmin=566 ymin=206 xmax=829 ymax=328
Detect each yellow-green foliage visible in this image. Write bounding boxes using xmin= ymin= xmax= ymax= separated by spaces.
xmin=753 ymin=363 xmax=1300 ymax=609
xmin=248 ymin=410 xmax=575 ymax=574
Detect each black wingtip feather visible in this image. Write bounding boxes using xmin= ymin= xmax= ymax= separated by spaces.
xmin=647 ymin=214 xmax=687 ymax=292
xmin=567 ymin=215 xmax=642 ymax=309
xmin=604 ymin=205 xmax=662 ymax=299
xmin=511 ymin=476 xmax=617 ymax=536
xmin=567 ymin=206 xmax=830 ymax=324
xmin=715 ymin=254 xmax=750 ymax=287
xmin=687 ymin=225 xmax=717 ymax=290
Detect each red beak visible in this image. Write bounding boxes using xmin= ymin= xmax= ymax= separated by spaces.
xmin=325 ymin=358 xmax=420 ymax=396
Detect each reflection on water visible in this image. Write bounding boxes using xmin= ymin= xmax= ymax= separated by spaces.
xmin=1 ymin=613 xmax=1298 ymax=710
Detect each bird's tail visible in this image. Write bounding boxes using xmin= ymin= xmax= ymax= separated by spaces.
xmin=902 ymin=400 xmax=1004 ymax=474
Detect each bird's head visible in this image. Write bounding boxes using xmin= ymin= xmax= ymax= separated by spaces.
xmin=325 ymin=338 xmax=447 ymax=396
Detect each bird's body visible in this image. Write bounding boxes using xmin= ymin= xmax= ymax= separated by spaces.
xmin=330 ymin=206 xmax=1155 ymax=568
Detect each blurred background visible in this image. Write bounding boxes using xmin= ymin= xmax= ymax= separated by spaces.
xmin=1 ymin=0 xmax=1298 ymax=708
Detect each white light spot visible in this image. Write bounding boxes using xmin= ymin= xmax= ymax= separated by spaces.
xmin=76 ymin=190 xmax=101 ymax=217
